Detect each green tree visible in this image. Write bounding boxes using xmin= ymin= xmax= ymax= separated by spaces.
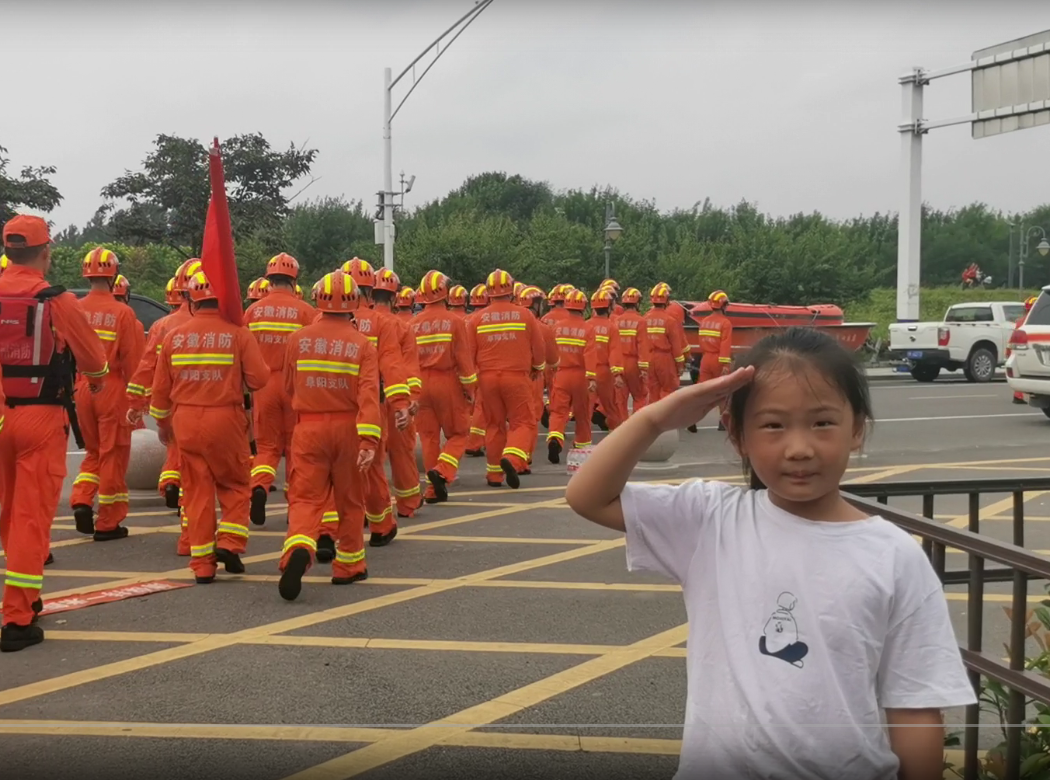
xmin=0 ymin=145 xmax=62 ymax=224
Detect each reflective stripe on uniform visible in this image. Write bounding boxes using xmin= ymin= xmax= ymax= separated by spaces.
xmin=296 ymin=359 xmax=361 ymax=375
xmin=98 ymin=493 xmax=129 ymax=505
xmin=335 ymin=548 xmax=365 ymax=565
xmin=321 ymin=511 xmax=339 ymax=524
xmin=94 ymin=329 xmax=117 ymax=342
xmin=73 ymin=472 xmax=100 ymax=485
xmin=4 ymin=570 xmax=43 ymax=590
xmin=357 ymin=423 xmax=381 ymax=439
xmin=190 ymin=542 xmax=215 ymax=557
xmin=217 ymin=522 xmax=249 ymax=538
xmin=393 ymin=484 xmax=421 ymax=498
xmin=503 ymin=446 xmax=528 ymax=462
xmin=415 ymin=333 xmax=452 ymax=345
xmin=365 ymin=506 xmax=392 ymax=524
xmin=283 ymin=534 xmax=317 ymax=552
xmin=82 ymin=362 xmax=109 ymax=379
xmin=251 ymin=464 xmax=277 ymax=478
xmin=171 ymin=353 xmax=235 ymax=366
xmin=249 ymin=321 xmax=302 ymax=333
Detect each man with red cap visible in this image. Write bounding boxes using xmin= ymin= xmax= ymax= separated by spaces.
xmin=0 ymin=215 xmax=109 ymax=651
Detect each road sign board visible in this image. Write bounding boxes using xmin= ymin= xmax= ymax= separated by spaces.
xmin=971 ymin=30 xmax=1050 ymax=139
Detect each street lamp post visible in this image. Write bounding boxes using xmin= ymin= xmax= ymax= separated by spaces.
xmin=603 ymin=203 xmax=623 ymax=280
xmin=380 ymin=0 xmax=496 ymax=271
xmin=1018 ymin=225 xmax=1050 ymax=290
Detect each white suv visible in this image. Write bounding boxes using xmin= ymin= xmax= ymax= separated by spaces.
xmin=1006 ymin=286 xmax=1050 ymax=420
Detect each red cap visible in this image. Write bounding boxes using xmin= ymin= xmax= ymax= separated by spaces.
xmin=2 ymin=215 xmax=51 ymax=249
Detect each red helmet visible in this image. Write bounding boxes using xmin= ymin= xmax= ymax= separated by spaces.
xmin=341 ymin=258 xmax=376 ymax=289
xmin=265 ymin=252 xmax=300 ymax=280
xmin=448 ymin=285 xmax=468 ymax=308
xmin=247 ymin=278 xmax=270 ymax=301
xmin=314 ymin=270 xmax=358 ymax=312
xmin=1025 ymin=296 xmax=1038 ymax=311
xmin=590 ymin=289 xmax=614 ymax=310
xmin=620 ymin=287 xmax=642 ymax=305
xmin=82 ymin=247 xmax=119 ymax=279
xmin=600 ymin=278 xmax=620 ymax=293
xmin=469 ymin=284 xmax=489 ymax=308
xmin=708 ymin=289 xmax=729 ymax=309
xmin=564 ymin=289 xmax=588 ymax=312
xmin=486 ymin=268 xmax=515 ymax=298
xmin=375 ymin=268 xmax=401 ymax=293
xmin=187 ymin=270 xmax=218 ymax=303
xmin=418 ymin=270 xmax=450 ymax=304
xmin=649 ymin=282 xmax=671 ymax=305
xmin=113 ymin=274 xmax=130 ymax=300
xmin=518 ymin=285 xmax=545 ymax=307
xmin=174 ymin=258 xmax=203 ymax=291
xmin=396 ymin=286 xmax=416 ymax=309
xmin=164 ymin=277 xmax=182 ymax=305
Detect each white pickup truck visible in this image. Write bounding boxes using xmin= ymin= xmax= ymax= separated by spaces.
xmin=888 ymin=301 xmax=1028 ymax=383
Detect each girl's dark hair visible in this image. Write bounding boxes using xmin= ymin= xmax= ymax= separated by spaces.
xmin=726 ymin=327 xmax=873 ymax=490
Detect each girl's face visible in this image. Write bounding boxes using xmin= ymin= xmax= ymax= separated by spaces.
xmin=733 ymin=363 xmax=865 ymax=514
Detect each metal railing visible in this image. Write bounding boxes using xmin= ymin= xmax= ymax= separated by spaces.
xmin=843 ymin=477 xmax=1050 ymax=780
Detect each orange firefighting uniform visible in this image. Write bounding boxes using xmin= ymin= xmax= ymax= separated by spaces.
xmin=375 ymin=302 xmax=422 ymax=517
xmin=585 ymin=316 xmax=625 ymax=431
xmin=547 ymin=310 xmax=593 ymax=451
xmin=467 ymin=298 xmax=546 ymax=483
xmin=69 ymin=288 xmax=145 ymax=532
xmin=280 ymin=316 xmax=380 ymax=580
xmin=396 ymin=308 xmax=414 ymax=323
xmin=412 ymin=304 xmax=477 ymax=496
xmin=0 ymin=265 xmax=109 ymax=629
xmin=336 ymin=308 xmax=410 ymax=538
xmin=615 ymin=307 xmax=651 ymax=417
xmin=150 ymin=310 xmax=270 ymax=579
xmin=127 ymin=302 xmax=193 ymax=552
xmin=1009 ymin=314 xmax=1027 ymax=403
xmin=244 ymin=288 xmax=316 ymax=495
xmin=527 ymin=318 xmax=559 ymax=463
xmin=696 ymin=308 xmax=733 ymax=382
xmin=644 ymin=306 xmax=688 ymax=402
xmin=465 ymin=305 xmax=489 ymax=454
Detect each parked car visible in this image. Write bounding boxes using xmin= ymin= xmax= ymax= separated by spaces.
xmin=887 ymin=301 xmax=1028 ymax=382
xmin=1005 ymin=286 xmax=1050 ymax=419
xmin=70 ymin=289 xmax=170 ymax=334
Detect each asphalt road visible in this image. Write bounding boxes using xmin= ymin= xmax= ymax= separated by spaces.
xmin=3 ymin=376 xmax=1049 ymax=780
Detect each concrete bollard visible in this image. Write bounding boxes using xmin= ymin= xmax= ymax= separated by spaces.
xmin=639 ymin=428 xmax=679 ymax=463
xmin=126 ymin=428 xmax=167 ymax=492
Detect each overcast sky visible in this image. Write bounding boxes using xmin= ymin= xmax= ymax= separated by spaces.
xmin=5 ymin=0 xmax=1050 ymax=231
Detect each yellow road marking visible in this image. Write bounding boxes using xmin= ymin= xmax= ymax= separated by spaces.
xmin=844 ymin=465 xmax=921 ymax=485
xmin=946 ymin=492 xmax=1050 ymax=529
xmin=280 ymin=623 xmax=687 ymax=780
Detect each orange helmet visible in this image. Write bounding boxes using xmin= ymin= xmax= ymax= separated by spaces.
xmin=296 ymin=284 xmax=304 ymax=299
xmin=113 ymin=274 xmax=130 ymax=299
xmin=187 ymin=270 xmax=218 ymax=303
xmin=82 ymin=247 xmax=119 ymax=279
xmin=549 ymin=284 xmax=573 ymax=303
xmin=591 ymin=289 xmax=615 ymax=310
xmin=375 ymin=268 xmax=400 ymax=293
xmin=513 ymin=281 xmax=525 ymax=298
xmin=314 ymin=270 xmax=358 ymax=312
xmin=469 ymin=283 xmax=489 ymax=308
xmin=600 ymin=278 xmax=620 ymax=293
xmin=620 ymin=287 xmax=642 ymax=305
xmin=247 ymin=278 xmax=269 ymax=301
xmin=649 ymin=282 xmax=671 ymax=305
xmin=519 ymin=285 xmax=545 ymax=307
xmin=1026 ymin=296 xmax=1039 ymax=310
xmin=174 ymin=258 xmax=203 ymax=291
xmin=708 ymin=289 xmax=729 ymax=308
xmin=164 ymin=277 xmax=182 ymax=305
xmin=310 ymin=279 xmax=323 ymax=302
xmin=265 ymin=252 xmax=300 ymax=280
xmin=418 ymin=270 xmax=450 ymax=304
xmin=396 ymin=286 xmax=416 ymax=309
xmin=564 ymin=289 xmax=588 ymax=312
xmin=341 ymin=258 xmax=376 ymax=289
xmin=486 ymin=268 xmax=515 ymax=298
xmin=448 ymin=285 xmax=468 ymax=308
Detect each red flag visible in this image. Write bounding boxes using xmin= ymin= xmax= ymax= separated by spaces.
xmin=200 ymin=138 xmax=243 ymax=326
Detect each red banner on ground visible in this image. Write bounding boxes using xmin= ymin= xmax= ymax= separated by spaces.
xmin=40 ymin=580 xmax=192 ymax=615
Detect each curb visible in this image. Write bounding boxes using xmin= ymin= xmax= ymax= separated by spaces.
xmin=129 ymin=491 xmax=168 ymax=510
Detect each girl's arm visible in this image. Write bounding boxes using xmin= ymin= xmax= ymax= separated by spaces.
xmin=885 ymin=709 xmax=944 ymax=780
xmin=566 ymin=367 xmax=755 ymax=533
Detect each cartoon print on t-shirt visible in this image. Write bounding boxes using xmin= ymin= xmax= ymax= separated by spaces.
xmin=759 ymin=592 xmax=808 ymax=668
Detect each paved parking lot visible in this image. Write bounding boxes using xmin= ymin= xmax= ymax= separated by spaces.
xmin=2 ymin=377 xmax=1049 ymax=779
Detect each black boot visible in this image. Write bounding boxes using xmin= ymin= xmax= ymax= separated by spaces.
xmin=369 ymin=526 xmax=398 ymax=548
xmin=31 ymin=599 xmax=43 ymax=624
xmin=164 ymin=483 xmax=180 ymax=509
xmin=279 ymin=548 xmax=310 ymax=602
xmin=93 ymin=526 xmax=129 ymax=542
xmin=426 ymin=470 xmax=448 ymax=503
xmin=315 ymin=535 xmax=335 ymax=564
xmin=0 ymin=623 xmax=44 ymax=652
xmin=215 ymin=548 xmax=245 ymax=574
xmin=332 ymin=570 xmax=368 ymax=585
xmin=717 ymin=421 xmax=726 ymax=432
xmin=686 ymin=424 xmax=698 ymax=433
xmin=44 ymin=552 xmax=54 ymax=566
xmin=592 ymin=408 xmax=608 ymax=432
xmin=195 ymin=574 xmax=215 ymax=584
xmin=548 ymin=438 xmax=562 ymax=465
xmin=250 ymin=486 xmax=267 ymax=526
xmin=465 ymin=448 xmax=485 ymax=458
xmin=500 ymin=458 xmax=520 ymax=490
xmin=541 ymin=405 xmax=550 ymax=430
xmin=72 ymin=504 xmax=94 ymax=535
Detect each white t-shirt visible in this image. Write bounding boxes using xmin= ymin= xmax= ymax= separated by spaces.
xmin=621 ymin=479 xmax=976 ymax=780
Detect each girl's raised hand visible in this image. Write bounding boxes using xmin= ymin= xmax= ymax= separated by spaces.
xmin=644 ymin=366 xmax=755 ymax=433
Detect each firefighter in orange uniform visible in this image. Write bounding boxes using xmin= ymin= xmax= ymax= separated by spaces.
xmin=615 ymin=287 xmax=650 ymax=417
xmin=395 ymin=287 xmax=416 ymax=321
xmin=586 ymin=289 xmax=625 ymax=431
xmin=1010 ymin=296 xmax=1038 ymax=404
xmin=372 ymin=267 xmax=423 ymax=518
xmin=0 ymin=215 xmax=109 ymax=652
xmin=413 ymin=270 xmax=477 ymax=503
xmin=68 ymin=248 xmax=145 ymax=540
xmin=277 ymin=271 xmax=380 ymax=600
xmin=542 ymin=284 xmax=572 ymax=327
xmin=644 ymin=282 xmax=687 ymax=402
xmin=600 ymin=279 xmax=625 ymax=317
xmin=247 ymin=277 xmax=269 ymax=303
xmin=150 ymin=271 xmax=270 ymax=583
xmin=244 ymin=253 xmax=316 ymax=525
xmin=127 ymin=261 xmax=199 ymax=555
xmin=519 ymin=285 xmax=558 ymax=468
xmin=465 ymin=283 xmax=489 ymax=456
xmin=546 ymin=289 xmax=592 ymax=463
xmin=447 ymin=285 xmax=468 ymax=318
xmin=467 ymin=269 xmax=545 ymax=488
xmin=113 ymin=274 xmax=131 ymax=304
